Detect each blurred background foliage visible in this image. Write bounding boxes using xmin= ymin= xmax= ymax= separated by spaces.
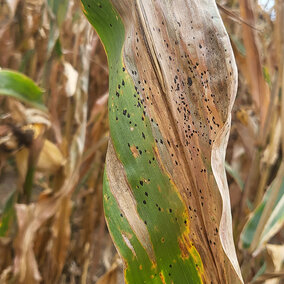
xmin=0 ymin=0 xmax=283 ymax=283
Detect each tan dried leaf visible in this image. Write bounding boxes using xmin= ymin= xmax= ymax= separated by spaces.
xmin=16 ymin=139 xmax=65 ymax=180
xmin=37 ymin=139 xmax=65 ymax=173
xmin=13 ymin=173 xmax=78 ymax=283
xmin=96 ymin=259 xmax=121 ymax=284
xmin=64 ymin=62 xmax=79 ymax=97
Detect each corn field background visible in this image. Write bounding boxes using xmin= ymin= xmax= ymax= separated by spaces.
xmin=0 ymin=0 xmax=283 ymax=283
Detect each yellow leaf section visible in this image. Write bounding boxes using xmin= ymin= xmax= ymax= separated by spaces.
xmin=159 ymin=271 xmax=166 ymax=284
xmin=178 ymin=233 xmax=204 ymax=278
xmin=130 ymin=145 xmax=139 ymax=158
xmin=154 ymin=143 xmax=205 ymax=281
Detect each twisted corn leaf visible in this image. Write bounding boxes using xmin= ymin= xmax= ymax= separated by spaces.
xmin=82 ymin=0 xmax=243 ymax=283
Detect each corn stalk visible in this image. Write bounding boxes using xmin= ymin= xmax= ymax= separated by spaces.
xmin=82 ymin=0 xmax=243 ymax=283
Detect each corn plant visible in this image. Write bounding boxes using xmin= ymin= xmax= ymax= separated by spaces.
xmin=81 ymin=0 xmax=243 ymax=283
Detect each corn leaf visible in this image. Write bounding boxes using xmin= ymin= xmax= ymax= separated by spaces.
xmin=0 ymin=69 xmax=46 ymax=110
xmin=225 ymin=162 xmax=245 ymax=191
xmin=240 ymin=165 xmax=284 ymax=252
xmin=82 ymin=0 xmax=243 ymax=283
xmin=0 ymin=191 xmax=16 ymax=237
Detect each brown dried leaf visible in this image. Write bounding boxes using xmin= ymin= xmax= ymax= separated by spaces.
xmin=5 ymin=0 xmax=20 ymax=17
xmin=96 ymin=259 xmax=121 ymax=284
xmin=13 ymin=174 xmax=78 ymax=283
xmin=44 ymin=197 xmax=72 ymax=282
xmin=239 ymin=0 xmax=270 ymax=133
xmin=13 ymin=204 xmax=43 ymax=284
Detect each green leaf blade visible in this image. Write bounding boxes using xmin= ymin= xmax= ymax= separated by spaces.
xmin=0 ymin=69 xmax=46 ymax=110
xmin=0 ymin=191 xmax=16 ymax=237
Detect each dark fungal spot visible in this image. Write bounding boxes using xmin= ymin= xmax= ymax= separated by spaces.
xmin=143 ymin=200 xmax=147 ymax=204
xmin=123 ymin=110 xmax=127 ymax=115
xmin=120 ymin=213 xmax=123 ymax=217
xmin=116 ymin=91 xmax=119 ymax=97
xmin=145 ymin=192 xmax=148 ymax=197
xmin=187 ymin=77 xmax=193 ymax=86
xmin=122 ymin=79 xmax=125 ymax=86
xmin=140 ymin=180 xmax=144 ymax=186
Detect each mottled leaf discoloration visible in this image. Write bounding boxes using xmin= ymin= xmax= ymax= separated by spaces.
xmin=82 ymin=0 xmax=243 ymax=283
